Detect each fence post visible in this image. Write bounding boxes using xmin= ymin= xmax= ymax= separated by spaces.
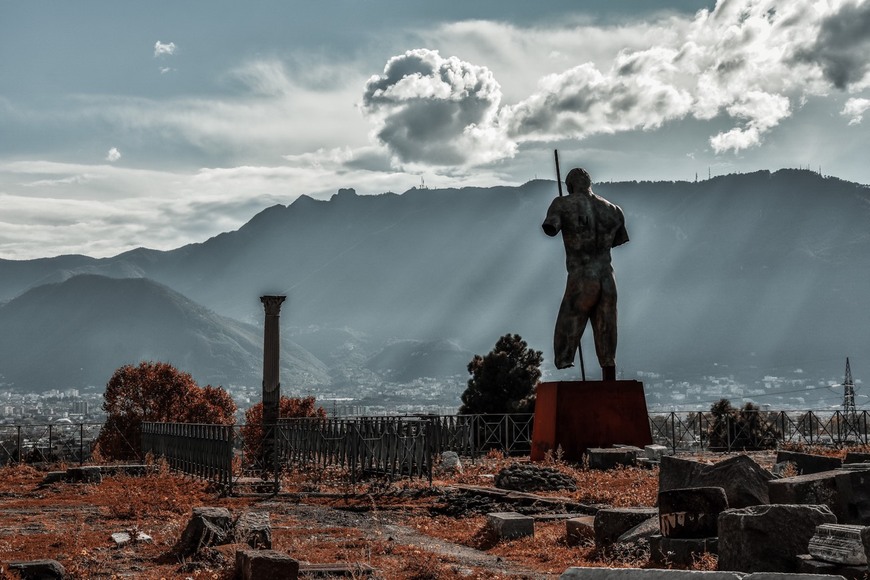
xmin=227 ymin=426 xmax=234 ymax=497
xmin=79 ymin=423 xmax=84 ymax=465
xmin=670 ymin=412 xmax=677 ymax=454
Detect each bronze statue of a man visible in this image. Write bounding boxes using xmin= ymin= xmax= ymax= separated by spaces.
xmin=542 ymin=167 xmax=628 ymax=381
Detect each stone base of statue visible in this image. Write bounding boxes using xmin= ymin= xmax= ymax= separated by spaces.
xmin=531 ymin=380 xmax=652 ymax=462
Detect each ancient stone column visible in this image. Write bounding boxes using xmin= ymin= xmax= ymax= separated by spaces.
xmin=260 ymin=295 xmax=285 ymax=466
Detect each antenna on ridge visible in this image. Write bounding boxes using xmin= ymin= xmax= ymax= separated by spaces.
xmin=843 ymin=357 xmax=858 ymax=433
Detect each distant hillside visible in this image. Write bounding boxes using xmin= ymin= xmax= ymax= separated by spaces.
xmin=2 ymin=169 xmax=870 ymax=393
xmin=0 ymin=275 xmax=330 ymax=391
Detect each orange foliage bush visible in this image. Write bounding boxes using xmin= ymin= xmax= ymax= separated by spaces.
xmin=95 ymin=361 xmax=236 ymax=460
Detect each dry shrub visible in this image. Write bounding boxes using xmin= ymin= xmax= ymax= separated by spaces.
xmin=402 ymin=551 xmax=449 ymax=580
xmin=692 ymin=551 xmax=718 ymax=570
xmin=571 ymin=464 xmax=658 ymax=507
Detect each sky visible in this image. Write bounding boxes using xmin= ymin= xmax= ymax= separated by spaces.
xmin=2 ymin=0 xmax=870 ymax=260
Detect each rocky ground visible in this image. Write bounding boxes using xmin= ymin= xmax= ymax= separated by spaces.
xmin=0 ymin=450 xmax=791 ymax=579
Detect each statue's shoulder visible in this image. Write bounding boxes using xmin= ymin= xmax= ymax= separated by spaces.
xmin=592 ymin=192 xmax=623 ymax=214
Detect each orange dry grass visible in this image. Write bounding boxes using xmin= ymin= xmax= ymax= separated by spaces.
xmin=569 ymin=465 xmax=658 ymax=507
xmin=0 ymin=463 xmax=221 ymax=579
xmin=0 ymin=454 xmax=679 ymax=578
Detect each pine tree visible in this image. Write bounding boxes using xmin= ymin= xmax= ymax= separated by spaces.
xmin=459 ymin=334 xmax=543 ymax=414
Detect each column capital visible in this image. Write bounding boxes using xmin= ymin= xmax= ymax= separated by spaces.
xmin=260 ymin=295 xmax=286 ymax=316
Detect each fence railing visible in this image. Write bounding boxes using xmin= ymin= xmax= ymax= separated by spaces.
xmin=12 ymin=410 xmax=870 ymax=494
xmin=648 ymin=410 xmax=870 ymax=453
xmin=0 ymin=423 xmax=108 ymax=464
xmin=139 ymin=414 xmax=535 ymax=493
xmin=141 ymin=422 xmax=234 ymax=493
xmin=277 ymin=416 xmax=432 ymax=483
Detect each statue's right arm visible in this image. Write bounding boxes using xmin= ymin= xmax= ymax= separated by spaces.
xmin=542 ymin=199 xmax=561 ymax=237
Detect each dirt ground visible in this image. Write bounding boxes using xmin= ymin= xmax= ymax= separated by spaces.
xmin=0 ymin=449 xmax=813 ymax=579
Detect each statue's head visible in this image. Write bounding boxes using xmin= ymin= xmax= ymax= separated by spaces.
xmin=565 ymin=168 xmax=592 ymax=193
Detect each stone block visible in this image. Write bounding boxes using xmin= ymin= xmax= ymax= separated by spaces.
xmin=7 ymin=560 xmax=66 ymax=580
xmin=438 ymin=451 xmax=462 ymax=475
xmin=648 ymin=534 xmax=717 ymax=567
xmin=559 ymin=568 xmax=742 ymax=579
xmin=587 ymin=447 xmax=638 ymax=470
xmin=660 ymin=455 xmax=772 ymax=508
xmin=101 ymin=464 xmax=151 ymax=477
xmin=797 ymin=553 xmax=867 ymax=580
xmin=235 ymin=549 xmax=299 ymax=580
xmin=593 ymin=507 xmax=658 ymax=548
xmin=658 ymin=486 xmax=728 ymax=538
xmin=39 ymin=471 xmax=67 ymax=486
xmin=807 ymin=524 xmax=867 ymax=565
xmin=717 ymin=504 xmax=837 ymax=573
xmin=234 ymin=511 xmax=272 ymax=549
xmin=486 ymin=512 xmax=534 ymax=540
xmin=776 ymin=451 xmax=843 ymax=475
xmin=176 ymin=506 xmax=234 ymax=556
xmin=843 ymin=452 xmax=870 ymax=465
xmin=494 ymin=463 xmax=576 ymax=491
xmin=644 ymin=444 xmax=670 ymax=461
xmin=565 ymin=515 xmax=595 ymax=545
xmin=65 ymin=466 xmax=102 ymax=484
xmin=616 ymin=516 xmax=660 ymax=545
xmin=745 ymin=574 xmax=849 ymax=580
xmin=636 ymin=457 xmax=658 ymax=469
xmin=837 ymin=463 xmax=870 ymax=471
xmin=769 ymin=468 xmax=870 ymax=524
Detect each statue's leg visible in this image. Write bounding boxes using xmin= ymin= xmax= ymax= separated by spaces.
xmin=554 ymin=274 xmax=598 ymax=369
xmin=591 ymin=272 xmax=618 ymax=375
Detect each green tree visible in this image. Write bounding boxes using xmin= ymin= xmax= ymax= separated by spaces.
xmin=707 ymin=398 xmax=737 ymax=449
xmin=459 ymin=334 xmax=543 ymax=414
xmin=95 ymin=361 xmax=237 ymax=460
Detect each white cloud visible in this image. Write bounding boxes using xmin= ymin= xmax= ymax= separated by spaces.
xmin=105 ymin=147 xmax=122 ymax=162
xmin=361 ymin=49 xmax=515 ymax=167
xmin=153 ymin=41 xmax=176 ymax=58
xmin=0 ymin=157 xmax=512 ymax=259
xmin=842 ymin=97 xmax=870 ymax=125
xmin=367 ymin=0 xmax=870 ymax=162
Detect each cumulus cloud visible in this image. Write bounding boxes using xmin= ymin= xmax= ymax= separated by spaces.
xmin=796 ymin=0 xmax=870 ymax=90
xmin=105 ymin=147 xmax=122 ymax=162
xmin=361 ymin=49 xmax=515 ymax=167
xmin=153 ymin=41 xmax=176 ymax=58
xmin=842 ymin=97 xmax=870 ymax=125
xmin=367 ymin=0 xmax=870 ymax=163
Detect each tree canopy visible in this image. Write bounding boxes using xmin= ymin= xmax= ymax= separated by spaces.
xmin=459 ymin=333 xmax=543 ymax=414
xmin=95 ymin=361 xmax=236 ymax=460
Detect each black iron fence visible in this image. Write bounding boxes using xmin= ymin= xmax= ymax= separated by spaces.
xmin=0 ymin=423 xmax=108 ymax=464
xmin=10 ymin=410 xmax=870 ymax=494
xmin=648 ymin=410 xmax=870 ymax=453
xmin=139 ymin=414 xmax=535 ymax=493
xmin=141 ymin=422 xmax=234 ymax=492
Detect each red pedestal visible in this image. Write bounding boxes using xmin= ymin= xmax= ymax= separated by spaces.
xmin=531 ymin=380 xmax=652 ymax=462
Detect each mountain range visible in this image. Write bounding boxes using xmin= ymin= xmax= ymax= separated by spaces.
xmin=1 ymin=169 xmax=869 ymax=399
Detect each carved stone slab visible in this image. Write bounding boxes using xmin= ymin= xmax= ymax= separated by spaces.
xmin=807 ymin=523 xmax=867 ymax=566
